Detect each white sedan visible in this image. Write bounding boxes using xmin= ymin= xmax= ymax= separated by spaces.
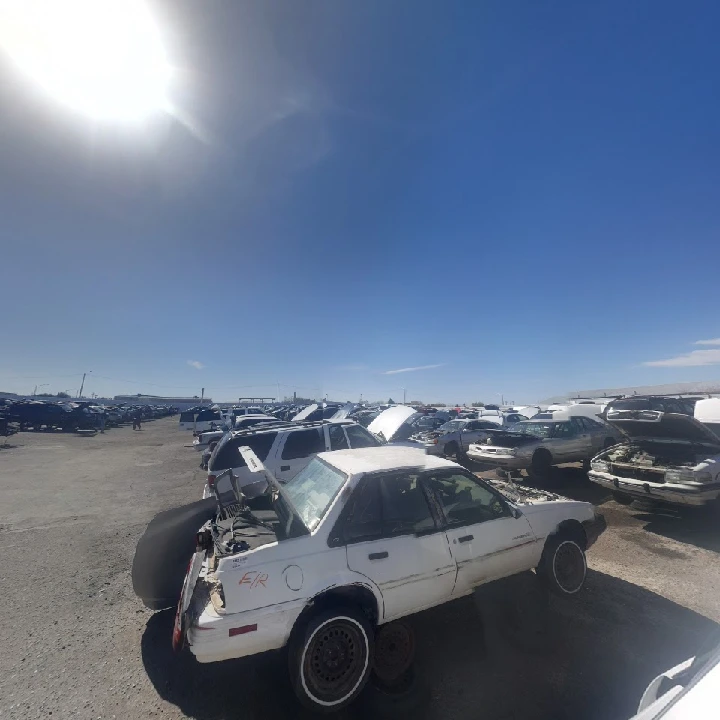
xmin=164 ymin=446 xmax=605 ymax=712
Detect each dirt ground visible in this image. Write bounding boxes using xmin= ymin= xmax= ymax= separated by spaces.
xmin=1 ymin=418 xmax=719 ymax=720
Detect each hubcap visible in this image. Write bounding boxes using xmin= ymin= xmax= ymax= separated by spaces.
xmin=303 ymin=619 xmax=367 ymax=704
xmin=553 ymin=541 xmax=585 ymax=593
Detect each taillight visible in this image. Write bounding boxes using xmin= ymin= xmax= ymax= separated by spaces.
xmin=208 ymin=474 xmax=216 ymax=488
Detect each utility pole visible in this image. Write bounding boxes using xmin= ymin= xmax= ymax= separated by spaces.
xmin=78 ymin=372 xmax=91 ymax=398
xmin=402 ymin=387 xmax=406 ymax=404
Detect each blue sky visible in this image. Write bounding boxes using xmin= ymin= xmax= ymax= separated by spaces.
xmin=2 ymin=0 xmax=720 ymax=404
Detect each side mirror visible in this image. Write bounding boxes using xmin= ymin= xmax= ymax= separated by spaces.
xmin=511 ymin=506 xmax=522 ymax=519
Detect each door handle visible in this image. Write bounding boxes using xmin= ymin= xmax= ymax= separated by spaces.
xmin=280 ymin=465 xmax=290 ymax=471
xmin=458 ymin=535 xmax=474 ymax=543
xmin=368 ymin=551 xmax=388 ymax=560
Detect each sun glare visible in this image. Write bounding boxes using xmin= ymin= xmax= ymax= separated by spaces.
xmin=0 ymin=0 xmax=171 ymax=121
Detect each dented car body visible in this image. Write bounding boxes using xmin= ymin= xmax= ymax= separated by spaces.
xmin=588 ymin=409 xmax=720 ymax=507
xmin=134 ymin=444 xmax=604 ymax=711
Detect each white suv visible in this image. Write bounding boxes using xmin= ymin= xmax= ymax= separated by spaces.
xmin=204 ymin=420 xmax=382 ymax=499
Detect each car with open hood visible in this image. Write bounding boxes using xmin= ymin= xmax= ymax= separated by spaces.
xmin=134 ymin=445 xmax=605 ymax=713
xmin=588 ymin=404 xmax=720 ymax=507
xmin=467 ymin=416 xmax=619 ymax=476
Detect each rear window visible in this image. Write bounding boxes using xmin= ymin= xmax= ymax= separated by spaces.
xmin=345 ymin=424 xmax=382 ymax=448
xmin=282 ymin=429 xmax=326 ymax=460
xmin=196 ymin=409 xmax=221 ymax=422
xmin=210 ymin=432 xmax=277 ymax=471
xmin=179 ymin=411 xmax=195 ymax=422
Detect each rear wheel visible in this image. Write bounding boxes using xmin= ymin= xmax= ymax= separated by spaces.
xmin=289 ymin=605 xmax=374 ymax=713
xmin=612 ymin=491 xmax=634 ymax=505
xmin=537 ymin=533 xmax=587 ymax=596
xmin=444 ymin=441 xmax=458 ymax=459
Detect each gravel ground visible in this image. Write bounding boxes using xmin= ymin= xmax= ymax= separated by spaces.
xmin=1 ymin=418 xmax=718 ymax=720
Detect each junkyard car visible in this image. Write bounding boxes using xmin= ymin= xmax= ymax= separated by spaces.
xmin=204 ymin=420 xmax=382 ymax=499
xmin=158 ymin=445 xmax=604 ymax=712
xmin=467 ymin=416 xmax=618 ymax=476
xmin=411 ymin=418 xmax=505 ymax=457
xmin=588 ymin=407 xmax=720 ymax=508
xmin=192 ymin=414 xmax=278 ymax=452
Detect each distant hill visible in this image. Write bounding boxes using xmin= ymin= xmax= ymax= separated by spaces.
xmin=542 ymin=380 xmax=720 ymax=404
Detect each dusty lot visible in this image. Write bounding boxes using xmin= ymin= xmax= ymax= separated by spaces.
xmin=1 ymin=418 xmax=719 ymax=720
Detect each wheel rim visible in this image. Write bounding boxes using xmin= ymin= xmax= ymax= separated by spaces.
xmin=374 ymin=622 xmax=415 ymax=683
xmin=552 ymin=541 xmax=586 ymax=594
xmin=302 ymin=617 xmax=369 ymax=706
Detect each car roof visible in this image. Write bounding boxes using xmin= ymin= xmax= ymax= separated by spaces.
xmin=317 ymin=445 xmax=456 ymax=475
xmin=229 ymin=418 xmax=354 ymax=437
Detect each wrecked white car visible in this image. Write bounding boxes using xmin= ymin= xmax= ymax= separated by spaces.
xmin=588 ymin=408 xmax=720 ymax=508
xmin=134 ymin=445 xmax=605 ymax=712
xmin=410 ymin=418 xmax=503 ymax=457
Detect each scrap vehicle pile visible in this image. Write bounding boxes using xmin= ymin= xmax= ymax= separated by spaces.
xmin=0 ymin=398 xmax=177 ymax=434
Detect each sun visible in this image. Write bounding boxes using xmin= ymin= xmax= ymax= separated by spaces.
xmin=0 ymin=0 xmax=171 ymax=121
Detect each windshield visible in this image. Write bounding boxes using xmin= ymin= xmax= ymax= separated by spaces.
xmin=282 ymin=457 xmax=347 ymax=532
xmin=438 ymin=420 xmax=467 ymax=433
xmin=513 ymin=422 xmax=555 ymax=438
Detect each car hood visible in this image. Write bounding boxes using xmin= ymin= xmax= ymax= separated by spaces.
xmin=368 ymin=406 xmax=420 ymax=442
xmin=605 ymin=410 xmax=720 ymax=445
xmin=291 ymin=403 xmax=319 ymax=421
xmin=330 ymin=403 xmax=358 ymax=420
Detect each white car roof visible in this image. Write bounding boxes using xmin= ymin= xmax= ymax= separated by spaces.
xmin=317 ymin=445 xmax=456 ymax=476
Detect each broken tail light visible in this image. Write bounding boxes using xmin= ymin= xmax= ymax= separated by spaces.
xmin=208 ymin=474 xmax=216 ymax=489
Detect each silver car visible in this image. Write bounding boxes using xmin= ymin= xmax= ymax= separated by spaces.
xmin=412 ymin=418 xmax=505 ymax=457
xmin=467 ymin=416 xmax=618 ymax=475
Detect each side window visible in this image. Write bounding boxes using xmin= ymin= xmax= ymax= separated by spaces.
xmin=344 ymin=480 xmax=382 ymax=542
xmin=345 ymin=424 xmax=382 ymax=448
xmin=328 ymin=424 xmax=349 ymax=450
xmin=553 ymin=422 xmax=575 ymax=438
xmin=571 ymin=417 xmax=587 ymax=433
xmin=425 ymin=472 xmax=510 ymax=526
xmin=211 ymin=432 xmax=277 ymax=471
xmin=281 ymin=429 xmax=325 ymax=459
xmin=379 ymin=473 xmax=436 ymax=536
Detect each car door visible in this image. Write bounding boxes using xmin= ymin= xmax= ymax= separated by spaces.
xmin=273 ymin=428 xmax=326 ymax=483
xmin=342 ymin=471 xmax=457 ymax=621
xmin=578 ymin=417 xmax=604 ymax=454
xmin=457 ymin=421 xmax=483 ymax=451
xmin=550 ymin=421 xmax=585 ymax=461
xmin=422 ymin=470 xmax=539 ymax=593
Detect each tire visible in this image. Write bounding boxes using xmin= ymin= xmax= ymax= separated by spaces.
xmin=612 ymin=491 xmax=634 ymax=506
xmin=530 ymin=449 xmax=552 ymax=479
xmin=537 ymin=534 xmax=587 ymax=596
xmin=582 ymin=459 xmax=591 ymax=472
xmin=289 ymin=605 xmax=374 ymax=713
xmin=444 ymin=441 xmax=458 ymax=459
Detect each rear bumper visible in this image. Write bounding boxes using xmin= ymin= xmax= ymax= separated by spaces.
xmin=582 ymin=513 xmax=607 ymax=548
xmin=588 ymin=471 xmax=720 ymax=507
xmin=187 ymin=600 xmax=305 ymax=664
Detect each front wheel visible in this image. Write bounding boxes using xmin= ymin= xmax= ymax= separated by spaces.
xmin=289 ymin=605 xmax=374 ymax=713
xmin=537 ymin=534 xmax=587 ymax=596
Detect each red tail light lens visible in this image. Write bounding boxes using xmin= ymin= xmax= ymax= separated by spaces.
xmin=208 ymin=474 xmax=216 ymax=488
xmin=229 ymin=624 xmax=257 ymax=637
